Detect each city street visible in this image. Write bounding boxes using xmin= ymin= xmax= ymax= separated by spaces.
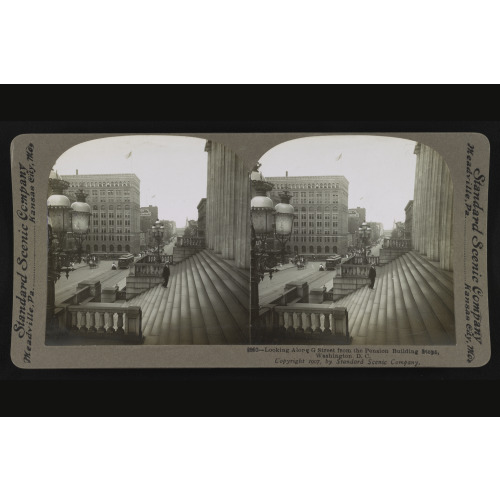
xmin=55 ymin=261 xmax=131 ymax=302
xmin=259 ymin=260 xmax=339 ymax=305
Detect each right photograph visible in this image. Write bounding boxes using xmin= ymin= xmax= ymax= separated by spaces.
xmin=250 ymin=135 xmax=454 ymax=346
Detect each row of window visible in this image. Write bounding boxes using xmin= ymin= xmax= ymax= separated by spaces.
xmin=296 ymin=221 xmax=339 ymax=227
xmin=293 ymin=229 xmax=339 ymax=235
xmin=300 ymin=214 xmax=338 ymax=219
xmin=274 ymin=182 xmax=343 ymax=190
xmin=88 ymin=235 xmax=132 ymax=241
xmin=69 ymin=181 xmax=133 ymax=188
xmin=92 ymin=205 xmax=131 ymax=211
xmin=92 ymin=220 xmax=132 ymax=226
xmin=86 ymin=244 xmax=132 ymax=252
xmin=91 ymin=228 xmax=131 ymax=233
xmin=286 ymin=245 xmax=339 ymax=254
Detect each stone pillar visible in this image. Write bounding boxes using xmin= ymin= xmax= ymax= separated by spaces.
xmin=205 ymin=140 xmax=250 ymax=270
xmin=101 ymin=287 xmax=117 ymax=303
xmin=413 ymin=143 xmax=454 ymax=271
xmin=77 ymin=280 xmax=101 ymax=302
xmin=285 ymin=281 xmax=310 ymax=303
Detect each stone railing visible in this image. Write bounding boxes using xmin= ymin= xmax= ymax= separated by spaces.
xmin=176 ymin=236 xmax=205 ymax=248
xmin=139 ymin=254 xmax=171 ymax=264
xmin=383 ymin=238 xmax=411 ymax=249
xmin=65 ymin=303 xmax=142 ymax=343
xmin=367 ymin=256 xmax=379 ymax=266
xmin=339 ymin=264 xmax=371 ymax=277
xmin=259 ymin=304 xmax=350 ymax=344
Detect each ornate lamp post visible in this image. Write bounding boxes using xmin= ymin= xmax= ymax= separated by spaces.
xmin=250 ymin=165 xmax=294 ymax=343
xmin=47 ymin=170 xmax=91 ymax=330
xmin=152 ymin=219 xmax=164 ymax=263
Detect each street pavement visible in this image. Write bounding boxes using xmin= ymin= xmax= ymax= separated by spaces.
xmin=259 ymin=260 xmax=339 ymax=305
xmin=55 ymin=260 xmax=131 ymax=302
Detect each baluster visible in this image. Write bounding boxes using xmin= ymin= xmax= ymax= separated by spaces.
xmin=286 ymin=312 xmax=294 ymax=334
xmin=97 ymin=311 xmax=106 ymax=334
xmin=313 ymin=312 xmax=322 ymax=334
xmin=70 ymin=310 xmax=78 ymax=333
xmin=107 ymin=312 xmax=116 ymax=334
xmin=80 ymin=311 xmax=88 ymax=334
xmin=323 ymin=313 xmax=332 ymax=335
xmin=88 ymin=311 xmax=96 ymax=333
xmin=116 ymin=312 xmax=124 ymax=334
xmin=295 ymin=312 xmax=304 ymax=334
xmin=304 ymin=312 xmax=312 ymax=334
xmin=277 ymin=310 xmax=286 ymax=335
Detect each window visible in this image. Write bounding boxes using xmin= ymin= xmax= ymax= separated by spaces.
xmin=309 ymin=214 xmax=314 ymax=219
xmin=109 ymin=205 xmax=114 ymax=210
xmin=301 ymin=222 xmax=307 ymax=227
xmin=317 ymin=222 xmax=322 ymax=227
xmin=100 ymin=190 xmax=105 ymax=195
xmin=317 ymin=213 xmax=322 ymax=219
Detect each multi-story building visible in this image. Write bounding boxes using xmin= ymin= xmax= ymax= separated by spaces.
xmin=404 ymin=200 xmax=413 ymax=241
xmin=140 ymin=205 xmax=159 ymax=250
xmin=61 ymin=172 xmax=141 ymax=255
xmin=266 ymin=175 xmax=349 ymax=257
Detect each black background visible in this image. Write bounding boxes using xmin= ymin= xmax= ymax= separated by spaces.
xmin=1 ymin=85 xmax=499 ymax=415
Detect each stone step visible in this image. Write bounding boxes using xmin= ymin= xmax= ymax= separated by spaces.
xmin=395 ymin=257 xmax=430 ymax=345
xmin=187 ymin=254 xmax=227 ymax=344
xmin=406 ymin=251 xmax=453 ymax=295
xmin=197 ymin=250 xmax=249 ymax=312
xmin=201 ymin=250 xmax=249 ymax=294
xmin=192 ymin=253 xmax=247 ymax=344
xmin=185 ymin=256 xmax=210 ymax=344
xmin=399 ymin=253 xmax=454 ymax=343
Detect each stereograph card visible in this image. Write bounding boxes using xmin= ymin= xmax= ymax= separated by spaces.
xmin=9 ymin=132 xmax=490 ymax=368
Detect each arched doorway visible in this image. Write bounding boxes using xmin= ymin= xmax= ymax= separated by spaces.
xmin=332 ymin=246 xmax=337 ymax=253
xmin=301 ymin=245 xmax=306 ymax=253
xmin=125 ymin=244 xmax=130 ymax=252
xmin=293 ymin=245 xmax=299 ymax=254
xmin=309 ymin=245 xmax=314 ymax=253
xmin=117 ymin=245 xmax=122 ymax=252
xmin=109 ymin=244 xmax=114 ymax=252
xmin=93 ymin=244 xmax=98 ymax=252
xmin=317 ymin=246 xmax=322 ymax=254
xmin=102 ymin=244 xmax=106 ymax=252
xmin=325 ymin=245 xmax=330 ymax=254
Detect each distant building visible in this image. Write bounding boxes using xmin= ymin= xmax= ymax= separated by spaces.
xmin=140 ymin=205 xmax=159 ymax=250
xmin=197 ymin=198 xmax=207 ymax=239
xmin=404 ymin=200 xmax=413 ymax=241
xmin=61 ymin=172 xmax=141 ymax=255
xmin=266 ymin=175 xmax=349 ymax=257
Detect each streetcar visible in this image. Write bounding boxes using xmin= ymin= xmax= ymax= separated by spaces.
xmin=118 ymin=253 xmax=135 ymax=269
xmin=325 ymin=254 xmax=342 ymax=270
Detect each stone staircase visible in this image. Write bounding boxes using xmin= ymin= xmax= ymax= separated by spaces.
xmin=334 ymin=251 xmax=455 ymax=345
xmin=127 ymin=250 xmax=249 ymax=345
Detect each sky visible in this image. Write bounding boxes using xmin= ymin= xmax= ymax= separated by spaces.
xmin=258 ymin=135 xmax=417 ymax=229
xmin=53 ymin=135 xmax=208 ymax=227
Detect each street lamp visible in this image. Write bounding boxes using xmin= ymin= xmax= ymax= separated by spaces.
xmin=152 ymin=219 xmax=164 ymax=263
xmin=250 ymin=165 xmax=294 ymax=343
xmin=47 ymin=169 xmax=91 ymax=330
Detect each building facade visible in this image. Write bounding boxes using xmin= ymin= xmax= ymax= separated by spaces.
xmin=61 ymin=173 xmax=141 ymax=255
xmin=266 ymin=175 xmax=349 ymax=258
xmin=404 ymin=200 xmax=413 ymax=240
xmin=140 ymin=205 xmax=159 ymax=250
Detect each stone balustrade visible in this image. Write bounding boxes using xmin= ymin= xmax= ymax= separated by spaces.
xmin=66 ymin=303 xmax=142 ymax=343
xmin=259 ymin=304 xmax=350 ymax=343
xmin=177 ymin=236 xmax=205 ymax=248
xmin=131 ymin=261 xmax=165 ymax=277
xmin=383 ymin=238 xmax=411 ymax=249
xmin=138 ymin=254 xmax=172 ymax=264
xmin=339 ymin=264 xmax=371 ymax=277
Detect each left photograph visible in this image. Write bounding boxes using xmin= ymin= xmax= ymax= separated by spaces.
xmin=45 ymin=136 xmax=250 ymax=345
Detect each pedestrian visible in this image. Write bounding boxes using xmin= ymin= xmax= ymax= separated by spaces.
xmin=162 ymin=264 xmax=170 ymax=288
xmin=269 ymin=270 xmax=273 ymax=280
xmin=368 ymin=265 xmax=376 ymax=290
